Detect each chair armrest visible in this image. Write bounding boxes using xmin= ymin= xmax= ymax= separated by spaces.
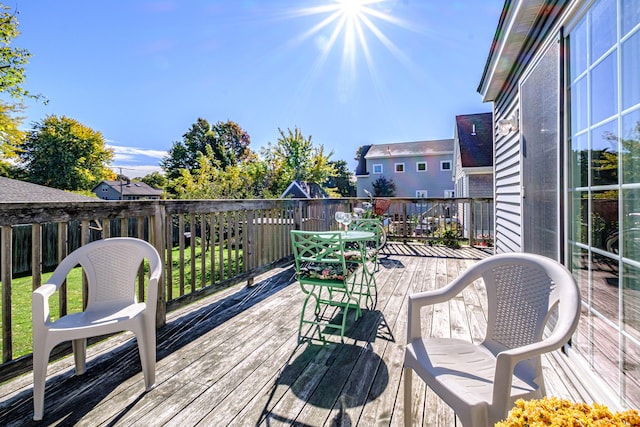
xmin=31 ymin=254 xmax=79 ymax=326
xmin=32 ymin=284 xmax=58 ymax=326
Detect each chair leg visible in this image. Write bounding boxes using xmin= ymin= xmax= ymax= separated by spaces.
xmin=137 ymin=318 xmax=156 ymax=390
xmin=32 ymin=340 xmax=51 ymax=421
xmin=404 ymin=367 xmax=413 ymax=427
xmin=72 ymin=338 xmax=87 ymax=375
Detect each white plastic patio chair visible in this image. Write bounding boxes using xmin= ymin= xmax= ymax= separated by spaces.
xmin=403 ymin=253 xmax=581 ymax=427
xmin=32 ymin=237 xmax=162 ymax=421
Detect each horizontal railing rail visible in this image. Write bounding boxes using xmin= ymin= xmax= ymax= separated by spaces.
xmin=0 ymin=196 xmax=492 ymax=380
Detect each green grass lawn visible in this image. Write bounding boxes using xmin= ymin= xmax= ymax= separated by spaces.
xmin=1 ymin=241 xmax=242 ymax=359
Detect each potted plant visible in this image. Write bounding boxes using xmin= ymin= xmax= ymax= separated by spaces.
xmin=496 ymin=397 xmax=640 ymax=426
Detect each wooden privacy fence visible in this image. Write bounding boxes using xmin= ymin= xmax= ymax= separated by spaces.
xmin=0 ymin=196 xmax=492 ymax=379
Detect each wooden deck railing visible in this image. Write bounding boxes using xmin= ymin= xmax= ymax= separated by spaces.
xmin=0 ymin=196 xmax=492 ymax=379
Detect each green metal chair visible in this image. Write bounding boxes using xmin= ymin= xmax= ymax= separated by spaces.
xmin=290 ymin=230 xmax=362 ymax=343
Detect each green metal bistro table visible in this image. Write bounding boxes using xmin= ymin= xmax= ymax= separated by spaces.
xmin=328 ymin=230 xmax=378 ymax=310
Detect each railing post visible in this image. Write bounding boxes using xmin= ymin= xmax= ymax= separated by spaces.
xmin=469 ymin=198 xmax=476 ymax=246
xmin=1 ymin=225 xmax=12 ymax=363
xmin=153 ymin=202 xmax=167 ymax=328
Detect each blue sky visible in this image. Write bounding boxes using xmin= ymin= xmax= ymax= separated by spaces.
xmin=13 ymin=0 xmax=503 ymax=178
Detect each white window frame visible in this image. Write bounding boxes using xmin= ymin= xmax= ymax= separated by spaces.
xmin=416 ymin=190 xmax=428 ymax=198
xmin=416 ymin=161 xmax=427 ymax=172
xmin=395 ymin=162 xmax=405 ymax=173
xmin=372 ymin=164 xmax=383 ymax=174
xmin=444 ymin=190 xmax=455 ymax=198
xmin=440 ymin=160 xmax=452 ymax=171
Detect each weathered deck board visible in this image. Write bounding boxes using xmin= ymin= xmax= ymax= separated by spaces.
xmin=0 ymin=243 xmax=590 ymax=426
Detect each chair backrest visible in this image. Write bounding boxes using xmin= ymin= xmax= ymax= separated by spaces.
xmin=62 ymin=238 xmax=162 ymax=309
xmin=290 ymin=230 xmax=347 ymax=272
xmin=349 ymin=219 xmax=381 ymax=247
xmin=470 ymin=253 xmax=580 ymax=376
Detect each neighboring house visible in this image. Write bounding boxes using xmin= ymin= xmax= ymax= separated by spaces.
xmin=93 ymin=180 xmax=163 ymax=200
xmin=280 ymin=181 xmax=328 ymax=199
xmin=479 ymin=0 xmax=639 ymax=409
xmin=355 ymin=139 xmax=455 ymax=198
xmin=452 ymin=112 xmax=494 ymax=239
xmin=0 ymin=177 xmax=97 ymax=203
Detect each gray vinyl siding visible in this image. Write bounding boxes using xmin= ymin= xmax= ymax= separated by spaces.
xmin=359 ymin=154 xmax=454 ymax=198
xmin=494 ymin=99 xmax=522 ymax=254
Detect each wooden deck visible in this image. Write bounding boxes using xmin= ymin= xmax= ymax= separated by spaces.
xmin=0 ymin=243 xmax=589 ymax=426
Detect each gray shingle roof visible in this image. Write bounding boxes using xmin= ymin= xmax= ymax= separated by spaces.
xmin=93 ymin=180 xmax=163 ymax=197
xmin=455 ymin=112 xmax=494 ymax=168
xmin=0 ymin=177 xmax=98 ymax=203
xmin=364 ymin=139 xmax=454 ymax=159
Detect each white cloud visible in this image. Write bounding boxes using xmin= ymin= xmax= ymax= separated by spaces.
xmin=108 ymin=145 xmax=168 ymax=159
xmin=111 ymin=164 xmax=163 ymax=178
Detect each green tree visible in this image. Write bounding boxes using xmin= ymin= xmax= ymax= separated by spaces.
xmin=324 ymin=160 xmax=355 ymax=197
xmin=372 ymin=176 xmax=396 ymax=197
xmin=138 ymin=171 xmax=167 ymax=190
xmin=172 ymin=145 xmax=260 ymax=199
xmin=260 ymin=127 xmax=335 ymax=195
xmin=161 ymin=118 xmax=252 ymax=182
xmin=0 ymin=4 xmax=44 ymax=177
xmin=20 ymin=115 xmax=114 ymax=191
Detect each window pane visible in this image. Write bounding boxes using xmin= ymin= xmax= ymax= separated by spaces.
xmin=591 ymin=52 xmax=618 ymax=124
xmin=622 ymin=30 xmax=640 ymax=110
xmin=622 ymin=0 xmax=640 ymax=36
xmin=591 ymin=119 xmax=619 ymax=186
xmin=571 ymin=77 xmax=589 ymax=133
xmin=570 ymin=19 xmax=588 ymax=76
xmin=570 ymin=191 xmax=589 ymax=244
xmin=590 ymin=0 xmax=617 ymax=61
xmin=623 ymin=189 xmax=640 ymax=261
xmin=592 ymin=251 xmax=619 ymax=316
xmin=623 ymin=263 xmax=640 ymax=341
xmin=591 ymin=189 xmax=618 ymax=253
xmin=622 ymin=109 xmax=640 ymax=184
xmin=622 ymin=334 xmax=640 ymax=407
xmin=570 ymin=133 xmax=589 ymax=187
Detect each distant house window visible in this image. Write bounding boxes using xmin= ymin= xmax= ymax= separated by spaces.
xmin=395 ymin=163 xmax=405 ymax=173
xmin=416 ymin=190 xmax=428 ymax=198
xmin=373 ymin=164 xmax=383 ymax=174
xmin=101 ymin=185 xmax=109 ymax=192
xmin=416 ymin=162 xmax=427 ymax=172
xmin=441 ymin=161 xmax=452 ymax=171
xmin=444 ymin=190 xmax=455 ymax=198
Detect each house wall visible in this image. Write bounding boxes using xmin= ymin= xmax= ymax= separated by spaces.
xmin=359 ymin=154 xmax=454 ymax=198
xmin=494 ymin=99 xmax=522 ymax=254
xmin=468 ymin=174 xmax=493 ymax=198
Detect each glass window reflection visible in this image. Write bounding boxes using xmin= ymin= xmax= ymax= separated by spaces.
xmin=622 ymin=31 xmax=640 ymax=110
xmin=591 ymin=119 xmax=619 ymax=186
xmin=590 ymin=0 xmax=616 ymax=61
xmin=591 ymin=52 xmax=618 ymax=124
xmin=592 ymin=252 xmax=619 ymax=317
xmin=622 ymin=0 xmax=640 ymax=36
xmin=622 ymin=109 xmax=640 ymax=184
xmin=591 ymin=189 xmax=619 ymax=253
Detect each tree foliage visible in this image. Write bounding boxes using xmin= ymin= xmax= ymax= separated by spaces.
xmin=20 ymin=115 xmax=114 ymax=191
xmin=0 ymin=4 xmax=43 ymax=177
xmin=372 ymin=176 xmax=396 ymax=197
xmin=324 ymin=160 xmax=355 ymax=197
xmin=260 ymin=127 xmax=335 ymax=196
xmin=172 ymin=145 xmax=264 ymax=199
xmin=160 ymin=118 xmax=252 ymax=184
xmin=138 ymin=171 xmax=167 ymax=189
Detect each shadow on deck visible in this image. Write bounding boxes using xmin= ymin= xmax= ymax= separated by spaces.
xmin=0 ymin=243 xmax=586 ymax=427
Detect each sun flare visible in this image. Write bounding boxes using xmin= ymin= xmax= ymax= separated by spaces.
xmin=284 ymin=0 xmax=417 ymax=92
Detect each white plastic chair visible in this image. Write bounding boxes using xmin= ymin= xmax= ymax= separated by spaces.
xmin=32 ymin=237 xmax=162 ymax=421
xmin=403 ymin=253 xmax=581 ymax=427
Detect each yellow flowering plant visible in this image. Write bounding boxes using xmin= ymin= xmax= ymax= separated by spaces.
xmin=495 ymin=397 xmax=640 ymax=426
